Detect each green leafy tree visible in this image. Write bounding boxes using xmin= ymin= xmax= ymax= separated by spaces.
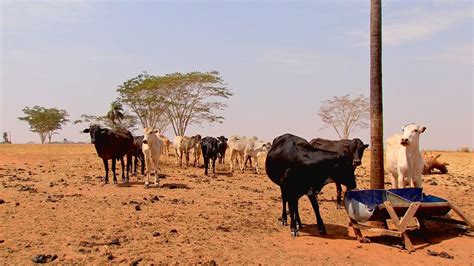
xmin=117 ymin=71 xmax=232 ymax=136
xmin=106 ymin=100 xmax=125 ymax=126
xmin=116 ymin=72 xmax=166 ymax=128
xmin=18 ymin=106 xmax=69 ymax=144
xmin=318 ymin=94 xmax=369 ymax=139
xmin=160 ymin=71 xmax=233 ymax=136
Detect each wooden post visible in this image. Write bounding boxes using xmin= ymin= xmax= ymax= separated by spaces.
xmin=370 ymin=0 xmax=384 ymax=189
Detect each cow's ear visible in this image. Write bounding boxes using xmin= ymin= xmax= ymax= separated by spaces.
xmin=420 ymin=127 xmax=426 ymax=133
xmin=363 ymin=144 xmax=369 ymax=149
xmin=83 ymin=128 xmax=90 ymax=133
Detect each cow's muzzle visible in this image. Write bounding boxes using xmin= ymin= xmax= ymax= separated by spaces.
xmin=400 ymin=138 xmax=409 ymax=146
xmin=353 ymin=160 xmax=361 ymax=167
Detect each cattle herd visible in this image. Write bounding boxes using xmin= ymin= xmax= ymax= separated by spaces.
xmin=82 ymin=123 xmax=426 ymax=237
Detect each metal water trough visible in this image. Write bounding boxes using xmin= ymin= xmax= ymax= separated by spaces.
xmin=344 ymin=188 xmax=473 ymax=251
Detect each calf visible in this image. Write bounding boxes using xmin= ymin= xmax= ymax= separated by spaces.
xmin=83 ymin=125 xmax=133 ymax=184
xmin=216 ymin=136 xmax=228 ymax=164
xmin=201 ymin=137 xmax=219 ymax=176
xmin=157 ymin=134 xmax=171 ymax=156
xmin=309 ymin=138 xmax=368 ymax=208
xmin=266 ymin=134 xmax=357 ymax=237
xmin=142 ymin=127 xmax=164 ymax=187
xmin=130 ymin=136 xmax=145 ymax=176
xmin=386 ymin=124 xmax=426 ymax=188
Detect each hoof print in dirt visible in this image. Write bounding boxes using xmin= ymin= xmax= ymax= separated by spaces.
xmin=170 ymin=229 xmax=178 ymax=234
xmin=31 ymin=254 xmax=57 ymax=264
xmin=152 ymin=232 xmax=161 ymax=237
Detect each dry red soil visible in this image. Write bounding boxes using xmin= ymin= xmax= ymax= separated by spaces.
xmin=1 ymin=144 xmax=473 ymax=265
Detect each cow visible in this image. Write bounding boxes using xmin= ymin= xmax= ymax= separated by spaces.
xmin=266 ymin=134 xmax=357 ymax=237
xmin=201 ymin=137 xmax=219 ymax=176
xmin=173 ymin=134 xmax=202 ymax=167
xmin=157 ymin=134 xmax=171 ymax=156
xmin=216 ymin=136 xmax=228 ymax=164
xmin=83 ymin=125 xmax=133 ymax=184
xmin=130 ymin=135 xmax=145 ymax=176
xmin=386 ymin=124 xmax=426 ymax=189
xmin=309 ymin=138 xmax=369 ymax=209
xmin=142 ymin=127 xmax=164 ymax=187
xmin=193 ymin=139 xmax=202 ymax=167
xmin=228 ymin=136 xmax=270 ymax=174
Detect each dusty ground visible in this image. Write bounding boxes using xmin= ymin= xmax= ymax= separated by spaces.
xmin=0 ymin=144 xmax=473 ymax=265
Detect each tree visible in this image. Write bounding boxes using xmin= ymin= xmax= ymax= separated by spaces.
xmin=117 ymin=71 xmax=232 ymax=136
xmin=116 ymin=72 xmax=166 ymax=129
xmin=318 ymin=94 xmax=369 ymax=139
xmin=18 ymin=106 xmax=69 ymax=144
xmin=370 ymin=0 xmax=384 ymax=189
xmin=106 ymin=100 xmax=125 ymax=126
xmin=160 ymin=71 xmax=233 ymax=136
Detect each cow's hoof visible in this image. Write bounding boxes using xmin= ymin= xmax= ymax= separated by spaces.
xmin=336 ymin=205 xmax=342 ymax=210
xmin=281 ymin=219 xmax=288 ymax=226
xmin=291 ymin=230 xmax=299 ymax=237
xmin=318 ymin=228 xmax=327 ymax=235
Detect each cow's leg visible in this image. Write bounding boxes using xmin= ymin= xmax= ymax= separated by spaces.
xmin=102 ymin=159 xmax=109 ymax=184
xmin=204 ymin=156 xmax=210 ymax=176
xmin=254 ymin=156 xmax=260 ymax=174
xmin=230 ymin=150 xmax=236 ymax=172
xmin=140 ymin=153 xmax=145 ymax=176
xmin=397 ymin=168 xmax=406 ymax=188
xmin=132 ymin=156 xmax=138 ymax=175
xmin=391 ymin=173 xmax=399 ymax=189
xmin=119 ymin=156 xmax=126 ymax=183
xmin=288 ymin=197 xmax=299 ymax=237
xmin=185 ymin=151 xmax=190 ymax=167
xmin=280 ymin=188 xmax=288 ymax=226
xmin=144 ymin=154 xmax=151 ymax=188
xmin=211 ymin=157 xmax=216 ymax=174
xmin=239 ymin=153 xmax=245 ymax=173
xmin=111 ymin=158 xmax=118 ymax=184
xmin=308 ymin=193 xmax=326 ymax=235
xmin=413 ymin=161 xmax=424 ymax=188
xmin=153 ymin=158 xmax=159 ymax=186
xmin=335 ymin=182 xmax=343 ymax=209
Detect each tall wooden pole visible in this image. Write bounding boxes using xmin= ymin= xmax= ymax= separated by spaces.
xmin=370 ymin=0 xmax=384 ymax=189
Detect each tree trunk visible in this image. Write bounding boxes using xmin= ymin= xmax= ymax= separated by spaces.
xmin=370 ymin=0 xmax=384 ymax=189
xmin=39 ymin=133 xmax=46 ymax=144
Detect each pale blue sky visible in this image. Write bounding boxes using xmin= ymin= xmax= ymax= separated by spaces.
xmin=1 ymin=0 xmax=473 ymax=150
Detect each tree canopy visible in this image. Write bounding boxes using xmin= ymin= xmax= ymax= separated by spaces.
xmin=318 ymin=94 xmax=369 ymax=139
xmin=18 ymin=106 xmax=69 ymax=144
xmin=117 ymin=71 xmax=232 ymax=136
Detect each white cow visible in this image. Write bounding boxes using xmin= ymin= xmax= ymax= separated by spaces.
xmin=386 ymin=123 xmax=427 ymax=189
xmin=228 ymin=136 xmax=270 ymax=174
xmin=142 ymin=127 xmax=164 ymax=187
xmin=173 ymin=135 xmax=202 ymax=167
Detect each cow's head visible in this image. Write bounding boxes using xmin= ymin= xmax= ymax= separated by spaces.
xmin=333 ymin=156 xmax=357 ymax=190
xmin=350 ymin=139 xmax=369 ymax=167
xmin=142 ymin=127 xmax=155 ymax=145
xmin=82 ymin=125 xmax=105 ymax=144
xmin=400 ymin=124 xmax=426 ymax=146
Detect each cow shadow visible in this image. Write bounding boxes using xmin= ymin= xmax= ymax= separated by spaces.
xmin=299 ymin=224 xmax=354 ymax=240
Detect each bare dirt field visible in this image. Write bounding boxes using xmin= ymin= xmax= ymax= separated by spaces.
xmin=1 ymin=144 xmax=473 ymax=265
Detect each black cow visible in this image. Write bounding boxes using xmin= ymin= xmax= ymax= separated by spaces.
xmin=130 ymin=135 xmax=145 ymax=176
xmin=216 ymin=136 xmax=228 ymax=164
xmin=309 ymin=138 xmax=368 ymax=209
xmin=201 ymin=137 xmax=219 ymax=176
xmin=265 ymin=134 xmax=357 ymax=237
xmin=83 ymin=125 xmax=133 ymax=184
